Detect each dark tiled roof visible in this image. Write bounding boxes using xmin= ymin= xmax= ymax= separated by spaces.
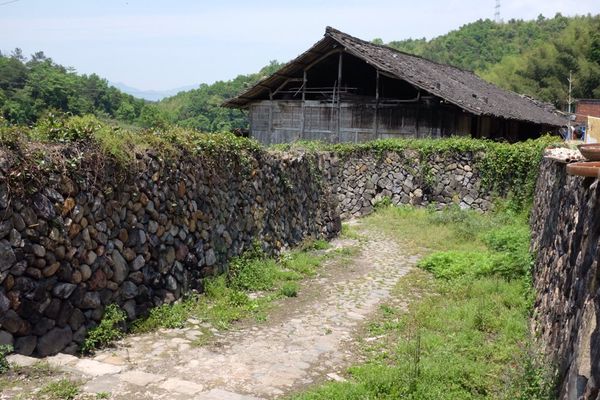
xmin=224 ymin=27 xmax=566 ymax=127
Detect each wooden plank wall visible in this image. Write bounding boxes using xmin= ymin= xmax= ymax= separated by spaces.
xmin=249 ymin=100 xmax=472 ymax=145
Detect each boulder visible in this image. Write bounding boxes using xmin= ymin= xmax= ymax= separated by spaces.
xmin=36 ymin=327 xmax=73 ymax=357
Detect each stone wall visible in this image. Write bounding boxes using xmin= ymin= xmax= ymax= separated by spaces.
xmin=0 ymin=143 xmax=503 ymax=358
xmin=0 ymin=145 xmax=340 ymax=357
xmin=530 ymin=157 xmax=600 ymax=400
xmin=324 ymin=150 xmax=493 ymax=219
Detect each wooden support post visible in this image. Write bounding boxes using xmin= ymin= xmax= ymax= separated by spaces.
xmin=268 ymin=90 xmax=273 ymax=135
xmin=374 ymin=69 xmax=380 ymax=140
xmin=415 ymin=91 xmax=421 ymax=138
xmin=301 ymin=70 xmax=307 ymax=139
xmin=337 ymin=52 xmax=343 ymax=143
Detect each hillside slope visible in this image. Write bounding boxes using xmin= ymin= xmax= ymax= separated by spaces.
xmin=0 ymin=51 xmax=165 ymax=126
xmin=385 ymin=14 xmax=600 ymax=109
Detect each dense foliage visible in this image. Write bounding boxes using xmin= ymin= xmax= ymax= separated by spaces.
xmin=0 ymin=50 xmax=165 ymax=126
xmin=384 ymin=14 xmax=600 ymax=109
xmin=0 ymin=113 xmax=261 ymax=167
xmin=481 ymin=15 xmax=600 ymax=109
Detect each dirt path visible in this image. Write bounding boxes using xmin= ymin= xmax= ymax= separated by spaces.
xmin=8 ymin=221 xmax=417 ymax=400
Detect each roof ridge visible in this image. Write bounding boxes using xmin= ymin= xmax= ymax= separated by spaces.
xmin=324 ymin=26 xmax=477 ymax=75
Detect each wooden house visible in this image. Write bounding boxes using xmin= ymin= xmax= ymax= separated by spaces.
xmin=223 ymin=27 xmax=566 ymax=145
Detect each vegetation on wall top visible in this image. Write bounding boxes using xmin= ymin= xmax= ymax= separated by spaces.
xmin=0 ymin=112 xmax=558 ymax=208
xmin=273 ymin=135 xmax=559 ymax=208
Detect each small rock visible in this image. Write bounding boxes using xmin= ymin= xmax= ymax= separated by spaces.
xmin=0 ymin=220 xmax=12 ymax=239
xmin=53 ymin=282 xmax=77 ymax=299
xmin=121 ymin=281 xmax=138 ymax=300
xmin=111 ymin=251 xmax=128 ymax=283
xmin=205 ymin=249 xmax=217 ymax=266
xmin=0 ymin=240 xmax=16 ymax=272
xmin=85 ymin=251 xmax=97 ymax=265
xmin=0 ymin=310 xmax=23 ymax=333
xmin=80 ymin=292 xmax=101 ymax=309
xmin=80 ymin=264 xmax=92 ymax=281
xmin=9 ymin=229 xmax=21 ymax=247
xmin=0 ymin=330 xmax=13 ymax=346
xmin=43 ymin=262 xmax=60 ymax=277
xmin=32 ymin=193 xmax=56 ymax=220
xmin=0 ymin=292 xmax=9 ymax=313
xmin=131 ymin=255 xmax=145 ymax=271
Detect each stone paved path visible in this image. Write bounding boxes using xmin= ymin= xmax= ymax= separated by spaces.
xmin=9 ymin=221 xmax=417 ymax=400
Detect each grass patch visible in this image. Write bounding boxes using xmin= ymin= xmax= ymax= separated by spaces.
xmin=292 ymin=205 xmax=556 ymax=400
xmin=39 ymin=379 xmax=80 ymax=400
xmin=132 ymin=239 xmax=331 ymax=334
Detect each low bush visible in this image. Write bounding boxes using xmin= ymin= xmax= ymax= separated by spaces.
xmin=0 ymin=344 xmax=12 ymax=374
xmin=228 ymin=245 xmax=281 ymax=291
xmin=280 ymin=282 xmax=299 ymax=297
xmin=418 ymin=250 xmax=494 ymax=279
xmin=81 ymin=304 xmax=126 ymax=354
xmin=131 ymin=299 xmax=192 ymax=333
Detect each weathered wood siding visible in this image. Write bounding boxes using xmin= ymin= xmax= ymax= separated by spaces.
xmin=249 ymin=100 xmax=473 ymax=145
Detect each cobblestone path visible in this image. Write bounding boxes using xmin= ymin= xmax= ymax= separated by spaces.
xmin=7 ymin=221 xmax=417 ymax=400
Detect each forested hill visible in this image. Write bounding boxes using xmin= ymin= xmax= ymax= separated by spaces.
xmin=0 ymin=50 xmax=169 ymax=127
xmin=382 ymin=14 xmax=600 ymax=109
xmin=156 ymin=61 xmax=283 ymax=132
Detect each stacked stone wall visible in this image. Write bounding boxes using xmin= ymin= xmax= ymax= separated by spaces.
xmin=326 ymin=150 xmax=492 ymax=219
xmin=530 ymin=157 xmax=600 ymax=400
xmin=0 ymin=146 xmax=340 ymax=356
xmin=0 ymin=144 xmax=497 ymax=357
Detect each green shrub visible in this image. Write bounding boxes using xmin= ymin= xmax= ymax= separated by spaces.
xmin=418 ymin=248 xmax=531 ymax=281
xmin=0 ymin=344 xmax=12 ymax=374
xmin=483 ymin=224 xmax=530 ymax=253
xmin=418 ymin=250 xmax=494 ymax=279
xmin=280 ymin=282 xmax=299 ymax=297
xmin=81 ymin=304 xmax=126 ymax=354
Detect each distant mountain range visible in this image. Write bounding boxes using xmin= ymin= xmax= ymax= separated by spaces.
xmin=111 ymin=82 xmax=199 ymax=102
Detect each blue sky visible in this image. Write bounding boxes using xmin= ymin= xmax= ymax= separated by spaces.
xmin=1 ymin=0 xmax=599 ymax=91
